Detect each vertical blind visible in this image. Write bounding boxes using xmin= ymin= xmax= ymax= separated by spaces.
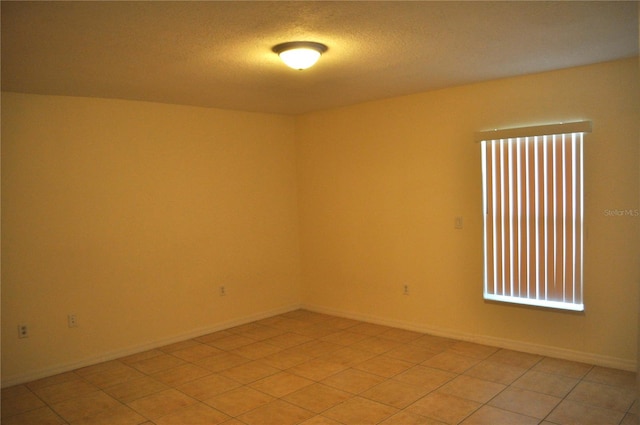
xmin=477 ymin=121 xmax=591 ymax=311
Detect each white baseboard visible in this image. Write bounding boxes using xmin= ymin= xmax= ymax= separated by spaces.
xmin=1 ymin=303 xmax=302 ymax=388
xmin=302 ymin=303 xmax=637 ymax=372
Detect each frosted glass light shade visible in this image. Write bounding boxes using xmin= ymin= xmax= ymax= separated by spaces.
xmin=273 ymin=41 xmax=328 ymax=70
xmin=279 ymin=48 xmax=321 ymax=70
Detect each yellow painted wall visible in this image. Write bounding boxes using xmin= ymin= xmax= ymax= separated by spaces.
xmin=297 ymin=58 xmax=640 ymax=368
xmin=1 ymin=94 xmax=301 ymax=384
xmin=2 ymin=58 xmax=638 ymax=385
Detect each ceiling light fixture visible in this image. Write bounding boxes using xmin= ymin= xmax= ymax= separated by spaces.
xmin=272 ymin=41 xmax=328 ymax=70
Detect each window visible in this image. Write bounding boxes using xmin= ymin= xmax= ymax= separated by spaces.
xmin=477 ymin=121 xmax=591 ymax=311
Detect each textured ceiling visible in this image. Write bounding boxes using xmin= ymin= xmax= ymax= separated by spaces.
xmin=2 ymin=1 xmax=638 ymax=115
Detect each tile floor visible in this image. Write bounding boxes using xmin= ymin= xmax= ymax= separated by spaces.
xmin=2 ymin=309 xmax=637 ymax=425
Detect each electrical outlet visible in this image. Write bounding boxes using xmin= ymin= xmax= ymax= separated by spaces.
xmin=68 ymin=314 xmax=78 ymax=328
xmin=454 ymin=216 xmax=463 ymax=229
xmin=18 ymin=324 xmax=29 ymax=338
xmin=219 ymin=286 xmax=226 ymax=296
xmin=403 ymin=284 xmax=410 ymax=295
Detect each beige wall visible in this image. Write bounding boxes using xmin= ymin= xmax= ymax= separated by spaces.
xmin=1 ymin=94 xmax=301 ymax=384
xmin=2 ymin=58 xmax=638 ymax=386
xmin=297 ymin=58 xmax=639 ymax=369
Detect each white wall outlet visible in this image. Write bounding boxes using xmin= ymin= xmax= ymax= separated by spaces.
xmin=67 ymin=314 xmax=78 ymax=328
xmin=219 ymin=285 xmax=226 ymax=296
xmin=454 ymin=216 xmax=463 ymax=229
xmin=18 ymin=324 xmax=29 ymax=338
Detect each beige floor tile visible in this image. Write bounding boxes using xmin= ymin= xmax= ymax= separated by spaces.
xmin=1 ymin=406 xmax=67 ymax=425
xmin=621 ymin=412 xmax=639 ymax=425
xmin=449 ymin=342 xmax=498 ymax=360
xmin=206 ymin=334 xmax=256 ymax=351
xmin=237 ymin=399 xmax=315 ymax=425
xmin=532 ymin=357 xmax=593 ymax=379
xmin=127 ymin=389 xmax=198 ymax=420
xmin=153 ymin=402 xmax=229 ymax=425
xmin=463 ymin=360 xmax=527 ymax=385
xmin=407 ymin=392 xmax=481 ymax=424
xmin=299 ymin=415 xmax=343 ymax=425
xmin=1 ymin=389 xmax=46 ymax=418
xmin=71 ymin=403 xmax=146 ymax=425
xmin=512 ymin=370 xmax=579 ymax=398
xmin=170 ymin=343 xmax=223 ymax=362
xmin=486 ymin=349 xmax=543 ymax=369
xmin=460 ymin=405 xmax=539 ymax=425
xmin=566 ymin=380 xmax=636 ymax=412
xmin=262 ymin=347 xmax=314 ymax=369
xmin=50 ymin=390 xmax=121 ymax=423
xmin=129 ymin=353 xmax=186 ymax=375
xmin=232 ymin=324 xmax=284 ymax=341
xmin=250 ymin=371 xmax=314 ymax=397
xmin=294 ymin=324 xmax=341 ymax=339
xmin=320 ymin=330 xmax=370 ymax=346
xmin=350 ymin=336 xmax=401 ymax=354
xmin=177 ymin=373 xmax=242 ymax=400
xmin=353 ymin=354 xmax=414 ymax=378
xmin=318 ymin=346 xmax=377 ymax=366
xmin=546 ymin=399 xmax=625 ymax=425
xmin=2 ymin=384 xmax=32 ymax=399
xmin=194 ymin=352 xmax=250 ymax=373
xmin=231 ymin=341 xmax=283 ymax=359
xmin=295 ymin=340 xmax=343 ymax=357
xmin=218 ymin=419 xmax=246 ymax=425
xmin=410 ymin=335 xmax=456 ymax=353
xmin=379 ymin=410 xmax=447 ymax=425
xmin=204 ymin=386 xmax=274 ymax=416
xmin=284 ymin=383 xmax=352 ymax=413
xmin=268 ymin=317 xmax=311 ymax=332
xmin=583 ymin=366 xmax=637 ymax=389
xmin=361 ymin=378 xmax=431 ymax=408
xmin=422 ymin=351 xmax=481 ymax=374
xmin=81 ymin=364 xmax=145 ymax=389
xmin=32 ymin=379 xmax=99 ymax=405
xmin=323 ymin=396 xmax=398 ymax=424
xmin=489 ymin=386 xmax=561 ymax=419
xmin=436 ymin=375 xmax=505 ymax=404
xmin=287 ymin=358 xmax=348 ymax=381
xmin=385 ymin=344 xmax=439 ymax=364
xmin=263 ymin=331 xmax=314 ymax=348
xmin=394 ymin=365 xmax=456 ymax=391
xmin=103 ymin=376 xmax=169 ymax=403
xmin=219 ymin=359 xmax=280 ymax=384
xmin=321 ymin=368 xmax=386 ymax=394
xmin=151 ymin=363 xmax=212 ymax=386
